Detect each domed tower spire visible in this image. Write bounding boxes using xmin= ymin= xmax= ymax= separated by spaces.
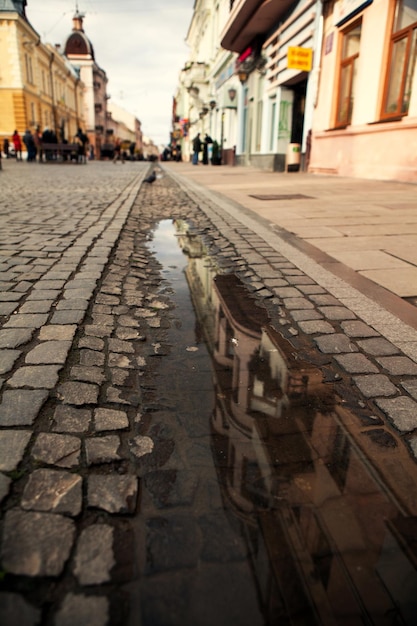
xmin=72 ymin=4 xmax=85 ymax=32
xmin=65 ymin=6 xmax=95 ymax=60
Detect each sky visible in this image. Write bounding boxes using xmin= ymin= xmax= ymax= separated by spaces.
xmin=26 ymin=0 xmax=195 ymax=147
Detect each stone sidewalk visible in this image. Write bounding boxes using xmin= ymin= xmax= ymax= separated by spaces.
xmin=163 ymin=161 xmax=417 ymax=308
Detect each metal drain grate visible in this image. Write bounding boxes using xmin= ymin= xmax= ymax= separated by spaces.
xmin=249 ymin=193 xmax=315 ymax=200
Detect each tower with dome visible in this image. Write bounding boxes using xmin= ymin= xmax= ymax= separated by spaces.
xmin=64 ymin=10 xmax=109 ymax=158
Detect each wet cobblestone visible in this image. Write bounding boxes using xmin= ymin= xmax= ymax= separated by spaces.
xmin=1 ymin=163 xmax=417 ymax=623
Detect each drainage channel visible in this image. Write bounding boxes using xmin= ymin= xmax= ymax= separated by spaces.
xmin=134 ymin=219 xmax=417 ymax=626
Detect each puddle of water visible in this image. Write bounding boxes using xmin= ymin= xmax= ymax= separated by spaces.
xmin=141 ymin=219 xmax=417 ymax=626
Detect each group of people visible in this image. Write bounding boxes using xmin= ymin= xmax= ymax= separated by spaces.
xmin=2 ymin=127 xmax=89 ymax=163
xmin=161 ymin=145 xmax=182 ymax=162
xmin=192 ymin=133 xmax=213 ymax=165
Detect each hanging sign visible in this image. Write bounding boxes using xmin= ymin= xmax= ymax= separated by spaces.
xmin=287 ymin=47 xmax=313 ymax=71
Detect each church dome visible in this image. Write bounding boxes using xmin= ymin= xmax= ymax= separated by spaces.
xmin=64 ymin=11 xmax=95 ymax=60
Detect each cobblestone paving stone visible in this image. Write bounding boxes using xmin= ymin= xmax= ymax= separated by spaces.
xmin=1 ymin=163 xmax=417 ymax=624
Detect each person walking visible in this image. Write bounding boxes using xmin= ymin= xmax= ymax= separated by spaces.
xmin=33 ymin=126 xmax=43 ymax=162
xmin=113 ymin=139 xmax=124 ymax=163
xmin=23 ymin=129 xmax=36 ymax=162
xmin=202 ymin=133 xmax=213 ymax=165
xmin=3 ymin=138 xmax=10 ymax=159
xmin=192 ymin=133 xmax=202 ymax=165
xmin=12 ymin=130 xmax=22 ymax=161
xmin=75 ymin=127 xmax=88 ymax=164
xmin=42 ymin=127 xmax=54 ymax=161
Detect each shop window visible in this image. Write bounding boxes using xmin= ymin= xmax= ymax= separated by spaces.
xmin=335 ymin=21 xmax=362 ymax=127
xmin=382 ymin=0 xmax=417 ymax=118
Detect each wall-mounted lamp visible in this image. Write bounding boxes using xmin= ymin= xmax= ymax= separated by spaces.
xmin=209 ymin=100 xmax=216 ymax=109
xmin=238 ymin=70 xmax=248 ymax=84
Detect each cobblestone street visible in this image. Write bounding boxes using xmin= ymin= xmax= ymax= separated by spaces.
xmin=1 ymin=161 xmax=417 ymax=625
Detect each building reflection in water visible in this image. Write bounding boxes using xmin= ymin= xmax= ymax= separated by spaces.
xmin=175 ymin=220 xmax=417 ymax=625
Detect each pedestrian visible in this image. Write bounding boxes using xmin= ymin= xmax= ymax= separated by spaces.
xmin=192 ymin=133 xmax=202 ymax=165
xmin=33 ymin=126 xmax=43 ymax=162
xmin=75 ymin=127 xmax=88 ymax=164
xmin=202 ymin=133 xmax=213 ymax=165
xmin=113 ymin=139 xmax=124 ymax=164
xmin=12 ymin=130 xmax=22 ymax=161
xmin=23 ymin=130 xmax=37 ymax=162
xmin=129 ymin=141 xmax=136 ymax=160
xmin=3 ymin=138 xmax=10 ymax=158
xmin=42 ymin=127 xmax=54 ymax=161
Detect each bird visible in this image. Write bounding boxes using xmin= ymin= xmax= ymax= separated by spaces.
xmin=143 ymin=170 xmax=156 ymax=183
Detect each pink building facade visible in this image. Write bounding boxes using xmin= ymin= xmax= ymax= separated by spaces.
xmin=310 ymin=0 xmax=417 ymax=182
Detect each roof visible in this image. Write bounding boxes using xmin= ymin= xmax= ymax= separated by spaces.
xmin=0 ymin=0 xmax=27 ymax=16
xmin=65 ymin=31 xmax=95 ymax=59
xmin=64 ymin=10 xmax=95 ymax=60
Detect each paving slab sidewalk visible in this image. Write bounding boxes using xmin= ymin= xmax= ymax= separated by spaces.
xmin=164 ymin=162 xmax=417 ymax=307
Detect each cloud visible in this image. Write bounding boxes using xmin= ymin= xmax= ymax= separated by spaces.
xmin=26 ymin=0 xmax=194 ymax=146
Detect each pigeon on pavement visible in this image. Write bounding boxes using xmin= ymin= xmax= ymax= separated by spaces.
xmin=144 ymin=170 xmax=156 ymax=183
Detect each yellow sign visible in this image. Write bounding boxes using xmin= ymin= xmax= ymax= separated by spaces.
xmin=287 ymin=47 xmax=313 ymax=72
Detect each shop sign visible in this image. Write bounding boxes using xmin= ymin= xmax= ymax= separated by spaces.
xmin=287 ymin=47 xmax=313 ymax=72
xmin=215 ymin=62 xmax=235 ymax=90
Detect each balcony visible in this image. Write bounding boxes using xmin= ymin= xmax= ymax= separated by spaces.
xmin=221 ymin=0 xmax=297 ymax=53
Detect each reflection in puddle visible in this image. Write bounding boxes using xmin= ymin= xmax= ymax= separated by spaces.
xmin=147 ymin=219 xmax=417 ymax=625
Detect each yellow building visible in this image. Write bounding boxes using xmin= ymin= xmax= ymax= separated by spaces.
xmin=0 ymin=0 xmax=84 ymax=149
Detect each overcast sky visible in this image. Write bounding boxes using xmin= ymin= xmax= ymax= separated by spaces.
xmin=26 ymin=0 xmax=195 ymax=146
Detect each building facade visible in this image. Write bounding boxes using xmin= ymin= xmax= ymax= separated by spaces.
xmin=107 ymin=101 xmax=143 ymax=158
xmin=173 ymin=0 xmax=240 ymax=164
xmin=220 ymin=0 xmax=323 ymax=171
xmin=310 ymin=0 xmax=417 ymax=182
xmin=176 ymin=0 xmax=417 ymax=182
xmin=0 ymin=0 xmax=84 ymax=150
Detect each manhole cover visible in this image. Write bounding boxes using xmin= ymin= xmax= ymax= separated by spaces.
xmin=249 ymin=193 xmax=315 ymax=200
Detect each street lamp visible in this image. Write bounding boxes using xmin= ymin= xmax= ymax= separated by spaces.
xmin=238 ymin=69 xmax=249 ymax=84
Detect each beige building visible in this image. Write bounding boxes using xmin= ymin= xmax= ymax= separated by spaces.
xmin=107 ymin=100 xmax=143 ymax=157
xmin=0 ymin=0 xmax=84 ymax=150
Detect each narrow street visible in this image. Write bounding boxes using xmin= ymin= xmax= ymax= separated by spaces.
xmin=1 ymin=161 xmax=417 ymax=626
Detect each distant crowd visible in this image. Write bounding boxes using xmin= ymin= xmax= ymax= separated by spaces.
xmin=1 ymin=127 xmax=89 ymax=163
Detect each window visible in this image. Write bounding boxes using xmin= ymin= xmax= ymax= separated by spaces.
xmin=382 ymin=0 xmax=417 ymax=118
xmin=269 ymin=100 xmax=276 ymax=151
xmin=25 ymin=54 xmax=33 ymax=84
xmin=255 ymin=100 xmax=263 ymax=151
xmin=335 ymin=22 xmax=361 ymax=127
